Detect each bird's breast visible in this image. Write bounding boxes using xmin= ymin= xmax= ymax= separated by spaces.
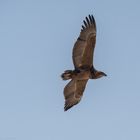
xmin=74 ymin=71 xmax=90 ymax=80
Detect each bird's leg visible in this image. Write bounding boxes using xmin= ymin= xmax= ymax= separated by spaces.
xmin=74 ymin=69 xmax=80 ymax=73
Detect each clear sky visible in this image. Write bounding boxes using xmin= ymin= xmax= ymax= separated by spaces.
xmin=0 ymin=0 xmax=140 ymax=140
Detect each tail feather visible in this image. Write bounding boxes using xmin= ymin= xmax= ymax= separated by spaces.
xmin=61 ymin=70 xmax=74 ymax=80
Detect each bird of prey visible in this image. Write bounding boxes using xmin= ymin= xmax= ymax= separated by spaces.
xmin=61 ymin=15 xmax=107 ymax=111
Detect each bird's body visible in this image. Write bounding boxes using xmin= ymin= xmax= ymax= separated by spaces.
xmin=61 ymin=15 xmax=107 ymax=111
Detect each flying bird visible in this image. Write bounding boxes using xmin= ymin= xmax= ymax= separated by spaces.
xmin=61 ymin=15 xmax=107 ymax=111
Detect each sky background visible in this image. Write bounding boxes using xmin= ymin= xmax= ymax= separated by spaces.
xmin=0 ymin=0 xmax=140 ymax=140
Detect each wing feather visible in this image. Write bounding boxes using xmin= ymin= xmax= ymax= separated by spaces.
xmin=73 ymin=15 xmax=96 ymax=70
xmin=64 ymin=79 xmax=88 ymax=111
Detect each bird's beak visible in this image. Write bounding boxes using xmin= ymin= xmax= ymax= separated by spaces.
xmin=103 ymin=73 xmax=107 ymax=76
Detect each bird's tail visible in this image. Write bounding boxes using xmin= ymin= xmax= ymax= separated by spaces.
xmin=61 ymin=70 xmax=74 ymax=80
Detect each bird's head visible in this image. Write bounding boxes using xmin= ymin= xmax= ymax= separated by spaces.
xmin=94 ymin=71 xmax=107 ymax=79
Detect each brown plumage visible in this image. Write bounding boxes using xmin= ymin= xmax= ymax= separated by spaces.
xmin=61 ymin=15 xmax=107 ymax=111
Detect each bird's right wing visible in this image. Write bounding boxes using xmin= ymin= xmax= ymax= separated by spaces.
xmin=72 ymin=15 xmax=96 ymax=70
xmin=64 ymin=79 xmax=88 ymax=111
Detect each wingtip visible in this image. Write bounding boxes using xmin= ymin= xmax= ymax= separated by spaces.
xmin=81 ymin=14 xmax=96 ymax=31
xmin=64 ymin=107 xmax=69 ymax=111
xmin=64 ymin=108 xmax=68 ymax=111
xmin=64 ymin=105 xmax=73 ymax=111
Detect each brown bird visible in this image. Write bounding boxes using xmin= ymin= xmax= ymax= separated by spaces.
xmin=61 ymin=15 xmax=107 ymax=111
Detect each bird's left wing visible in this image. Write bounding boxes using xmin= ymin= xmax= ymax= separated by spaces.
xmin=64 ymin=79 xmax=88 ymax=111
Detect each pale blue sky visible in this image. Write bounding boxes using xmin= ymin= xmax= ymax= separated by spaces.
xmin=0 ymin=0 xmax=140 ymax=140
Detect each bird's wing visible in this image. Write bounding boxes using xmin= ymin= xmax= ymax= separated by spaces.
xmin=73 ymin=15 xmax=96 ymax=70
xmin=64 ymin=79 xmax=88 ymax=111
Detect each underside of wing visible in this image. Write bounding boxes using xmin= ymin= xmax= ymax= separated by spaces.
xmin=64 ymin=79 xmax=88 ymax=111
xmin=73 ymin=15 xmax=96 ymax=70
